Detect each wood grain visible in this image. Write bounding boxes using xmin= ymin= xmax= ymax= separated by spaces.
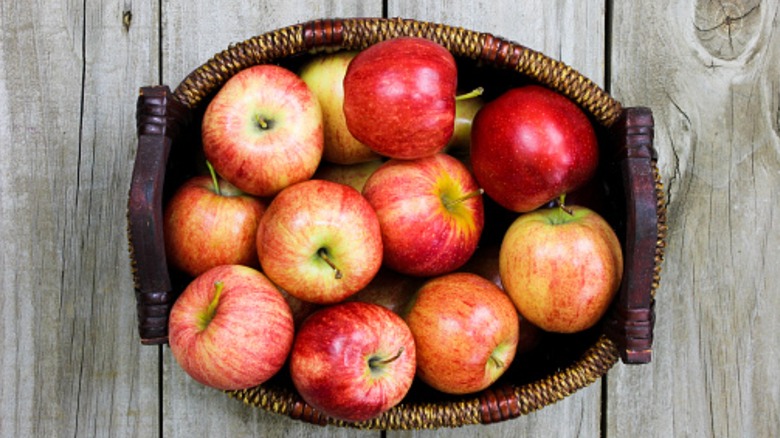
xmin=608 ymin=1 xmax=780 ymax=436
xmin=0 ymin=1 xmax=160 ymax=436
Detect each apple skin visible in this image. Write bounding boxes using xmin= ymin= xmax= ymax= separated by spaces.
xmin=362 ymin=153 xmax=484 ymax=277
xmin=256 ymin=179 xmax=383 ymax=304
xmin=470 ymin=85 xmax=599 ymax=212
xmin=168 ymin=265 xmax=294 ymax=391
xmin=163 ymin=175 xmax=266 ymax=277
xmin=313 ymin=159 xmax=383 ymax=192
xmin=499 ymin=206 xmax=623 ymax=333
xmin=290 ymin=301 xmax=416 ymax=423
xmin=299 ymin=51 xmax=380 ymax=165
xmin=202 ymin=64 xmax=324 ymax=197
xmin=343 ymin=37 xmax=458 ymax=159
xmin=404 ymin=272 xmax=519 ymax=395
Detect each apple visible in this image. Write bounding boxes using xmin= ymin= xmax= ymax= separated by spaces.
xmin=299 ymin=51 xmax=380 ymax=165
xmin=202 ymin=64 xmax=324 ymax=197
xmin=289 ymin=301 xmax=416 ymax=423
xmin=168 ymin=265 xmax=294 ymax=390
xmin=445 ymin=89 xmax=484 ymax=158
xmin=499 ymin=205 xmax=623 ymax=333
xmin=343 ymin=37 xmax=458 ymax=159
xmin=362 ymin=153 xmax=484 ymax=277
xmin=163 ymin=171 xmax=266 ymax=277
xmin=345 ymin=268 xmax=424 ymax=316
xmin=277 ymin=287 xmax=321 ymax=328
xmin=470 ymin=85 xmax=599 ymax=212
xmin=404 ymin=272 xmax=519 ymax=394
xmin=312 ymin=159 xmax=383 ymax=192
xmin=256 ymin=179 xmax=383 ymax=304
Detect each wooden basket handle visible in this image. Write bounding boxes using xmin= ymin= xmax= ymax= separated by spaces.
xmin=128 ymin=86 xmax=189 ymax=345
xmin=605 ymin=106 xmax=662 ymax=364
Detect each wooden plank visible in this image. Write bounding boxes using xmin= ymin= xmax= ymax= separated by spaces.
xmin=385 ymin=1 xmax=607 ymax=436
xmin=608 ymin=1 xmax=780 ymax=436
xmin=159 ymin=2 xmax=384 ymax=437
xmin=0 ymin=1 xmax=160 ymax=436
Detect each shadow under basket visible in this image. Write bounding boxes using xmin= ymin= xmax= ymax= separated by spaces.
xmin=127 ymin=17 xmax=667 ymax=430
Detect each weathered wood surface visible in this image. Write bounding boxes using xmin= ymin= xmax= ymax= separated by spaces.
xmin=0 ymin=1 xmax=777 ymax=437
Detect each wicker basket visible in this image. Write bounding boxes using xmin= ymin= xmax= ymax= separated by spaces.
xmin=128 ymin=17 xmax=667 ymax=430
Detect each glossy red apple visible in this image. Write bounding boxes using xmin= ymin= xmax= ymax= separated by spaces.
xmin=202 ymin=64 xmax=323 ymax=197
xmin=499 ymin=205 xmax=623 ymax=333
xmin=163 ymin=173 xmax=265 ymax=277
xmin=299 ymin=51 xmax=379 ymax=164
xmin=362 ymin=153 xmax=484 ymax=277
xmin=168 ymin=265 xmax=294 ymax=390
xmin=343 ymin=37 xmax=458 ymax=159
xmin=290 ymin=301 xmax=416 ymax=423
xmin=404 ymin=272 xmax=519 ymax=394
xmin=256 ymin=179 xmax=383 ymax=304
xmin=470 ymin=85 xmax=599 ymax=212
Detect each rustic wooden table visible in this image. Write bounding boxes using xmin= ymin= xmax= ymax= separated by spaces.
xmin=2 ymin=1 xmax=778 ymax=436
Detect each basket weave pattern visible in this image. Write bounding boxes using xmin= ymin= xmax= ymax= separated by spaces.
xmin=128 ymin=17 xmax=666 ymax=429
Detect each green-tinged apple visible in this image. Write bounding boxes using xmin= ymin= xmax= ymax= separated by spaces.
xmin=256 ymin=179 xmax=383 ymax=304
xmin=299 ymin=51 xmax=380 ymax=164
xmin=168 ymin=265 xmax=294 ymax=390
xmin=202 ymin=64 xmax=323 ymax=197
xmin=362 ymin=153 xmax=484 ymax=277
xmin=405 ymin=272 xmax=519 ymax=394
xmin=343 ymin=37 xmax=458 ymax=159
xmin=290 ymin=301 xmax=416 ymax=423
xmin=346 ymin=268 xmax=424 ymax=316
xmin=313 ymin=159 xmax=383 ymax=192
xmin=163 ymin=171 xmax=265 ymax=277
xmin=445 ymin=89 xmax=484 ymax=158
xmin=470 ymin=85 xmax=599 ymax=212
xmin=499 ymin=205 xmax=623 ymax=333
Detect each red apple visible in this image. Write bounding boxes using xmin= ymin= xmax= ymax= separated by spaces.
xmin=290 ymin=301 xmax=416 ymax=423
xmin=499 ymin=205 xmax=623 ymax=333
xmin=404 ymin=272 xmax=519 ymax=394
xmin=256 ymin=179 xmax=383 ymax=304
xmin=470 ymin=85 xmax=599 ymax=212
xmin=163 ymin=173 xmax=265 ymax=277
xmin=362 ymin=153 xmax=484 ymax=277
xmin=202 ymin=64 xmax=323 ymax=197
xmin=343 ymin=37 xmax=458 ymax=159
xmin=345 ymin=268 xmax=424 ymax=316
xmin=312 ymin=159 xmax=383 ymax=192
xmin=299 ymin=51 xmax=380 ymax=164
xmin=168 ymin=265 xmax=294 ymax=390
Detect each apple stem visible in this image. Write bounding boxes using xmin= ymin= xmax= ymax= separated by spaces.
xmin=455 ymin=86 xmax=485 ymax=101
xmin=255 ymin=114 xmax=269 ymax=130
xmin=489 ymin=354 xmax=505 ymax=369
xmin=443 ymin=188 xmax=484 ymax=209
xmin=198 ymin=281 xmax=224 ymax=331
xmin=317 ymin=248 xmax=343 ymax=280
xmin=206 ymin=160 xmax=221 ymax=196
xmin=369 ymin=347 xmax=405 ymax=369
xmin=557 ymin=193 xmax=574 ymax=216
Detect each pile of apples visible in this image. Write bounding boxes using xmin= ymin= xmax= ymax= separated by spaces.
xmin=163 ymin=37 xmax=624 ymax=423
